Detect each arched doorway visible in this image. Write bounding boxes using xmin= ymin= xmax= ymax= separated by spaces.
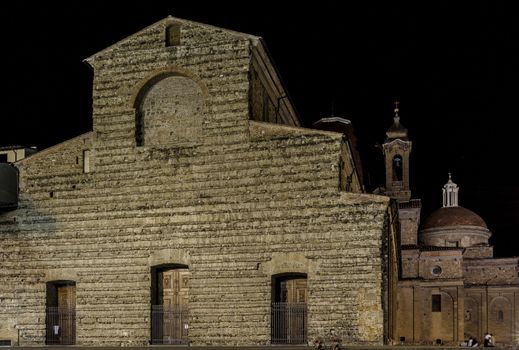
xmin=46 ymin=280 xmax=76 ymax=345
xmin=271 ymin=273 xmax=307 ymax=344
xmin=151 ymin=264 xmax=189 ymax=345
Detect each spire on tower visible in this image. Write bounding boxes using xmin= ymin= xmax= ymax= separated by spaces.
xmin=385 ymin=100 xmax=407 ymax=142
xmin=394 ymin=100 xmax=400 ymax=124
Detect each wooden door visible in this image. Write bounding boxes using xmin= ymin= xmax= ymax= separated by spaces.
xmin=280 ymin=278 xmax=307 ymax=303
xmin=162 ymin=269 xmax=189 ymax=342
xmin=57 ymin=285 xmax=76 ymax=344
xmin=280 ymin=278 xmax=307 ymax=344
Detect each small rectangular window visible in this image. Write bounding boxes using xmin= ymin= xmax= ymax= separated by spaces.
xmin=446 ymin=240 xmax=459 ymax=247
xmin=166 ymin=24 xmax=181 ymax=47
xmin=0 ymin=154 xmax=8 ymax=163
xmin=83 ymin=150 xmax=90 ymax=173
xmin=432 ymin=294 xmax=441 ymax=312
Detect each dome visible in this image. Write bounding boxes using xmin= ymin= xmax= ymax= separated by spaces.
xmin=422 ymin=206 xmax=487 ymax=230
xmin=420 ymin=175 xmax=491 ymax=248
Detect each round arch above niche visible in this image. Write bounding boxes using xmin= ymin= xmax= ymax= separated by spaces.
xmin=134 ymin=72 xmax=206 ymax=147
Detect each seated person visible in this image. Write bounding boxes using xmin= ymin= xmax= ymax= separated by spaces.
xmin=466 ymin=337 xmax=474 ymax=347
xmin=472 ymin=338 xmax=479 ymax=347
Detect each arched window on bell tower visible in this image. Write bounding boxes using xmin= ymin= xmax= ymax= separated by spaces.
xmin=392 ymin=155 xmax=403 ymax=181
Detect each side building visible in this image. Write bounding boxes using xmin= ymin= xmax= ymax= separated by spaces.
xmin=381 ymin=105 xmax=519 ymax=346
xmin=0 ymin=17 xmax=398 ymax=347
xmin=0 ymin=146 xmax=37 ymax=164
xmin=0 ymin=146 xmax=37 ymax=211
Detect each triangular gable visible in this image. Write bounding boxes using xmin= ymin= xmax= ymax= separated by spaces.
xmin=84 ymin=16 xmax=260 ymax=66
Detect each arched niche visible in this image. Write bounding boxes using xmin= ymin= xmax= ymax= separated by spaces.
xmin=489 ymin=296 xmax=512 ymax=344
xmin=134 ymin=71 xmax=206 ymax=147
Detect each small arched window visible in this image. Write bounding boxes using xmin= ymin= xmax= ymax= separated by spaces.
xmin=497 ymin=310 xmax=504 ymax=321
xmin=392 ymin=155 xmax=403 ymax=181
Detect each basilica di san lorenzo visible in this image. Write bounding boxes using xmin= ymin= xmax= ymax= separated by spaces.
xmin=0 ymin=16 xmax=518 ymax=347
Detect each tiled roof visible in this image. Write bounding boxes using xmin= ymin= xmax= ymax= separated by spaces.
xmin=422 ymin=206 xmax=487 ymax=229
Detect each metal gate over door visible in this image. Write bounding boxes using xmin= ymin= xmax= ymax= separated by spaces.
xmin=46 ymin=283 xmax=76 ymax=345
xmin=46 ymin=307 xmax=76 ymax=345
xmin=151 ymin=305 xmax=189 ymax=344
xmin=271 ymin=302 xmax=307 ymax=344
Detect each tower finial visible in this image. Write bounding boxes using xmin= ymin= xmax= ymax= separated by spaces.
xmin=393 ymin=101 xmax=400 ymax=124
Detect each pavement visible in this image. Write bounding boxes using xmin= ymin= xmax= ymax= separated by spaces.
xmin=6 ymin=345 xmax=518 ymax=350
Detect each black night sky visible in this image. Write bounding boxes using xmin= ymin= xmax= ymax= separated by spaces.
xmin=2 ymin=2 xmax=518 ymax=257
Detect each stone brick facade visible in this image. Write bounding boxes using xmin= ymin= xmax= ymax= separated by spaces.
xmin=0 ymin=17 xmax=395 ymax=347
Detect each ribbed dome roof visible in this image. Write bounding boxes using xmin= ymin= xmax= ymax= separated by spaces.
xmin=422 ymin=206 xmax=487 ymax=230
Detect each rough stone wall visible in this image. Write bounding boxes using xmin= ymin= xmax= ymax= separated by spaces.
xmin=419 ymin=286 xmax=463 ymax=344
xmin=248 ymin=43 xmax=299 ymax=127
xmin=0 ymin=17 xmax=391 ymax=347
xmin=395 ymin=284 xmax=414 ymax=343
xmin=418 ymin=250 xmax=463 ymax=280
xmin=397 ymin=253 xmax=519 ymax=346
xmin=398 ymin=207 xmax=420 ymax=245
xmin=396 ymin=283 xmax=464 ymax=345
xmin=465 ymin=287 xmax=519 ymax=345
xmin=397 ymin=252 xmax=519 ymax=345
xmin=463 ymin=258 xmax=519 ymax=285
xmin=0 ymin=133 xmax=93 ymax=345
xmin=463 ymin=246 xmax=493 ymax=259
xmin=249 ymin=65 xmax=276 ymax=124
xmin=138 ymin=75 xmax=205 ymax=146
xmin=89 ymin=17 xmax=253 ymax=152
xmin=382 ymin=140 xmax=411 ymax=202
xmin=400 ymin=249 xmax=419 ymax=278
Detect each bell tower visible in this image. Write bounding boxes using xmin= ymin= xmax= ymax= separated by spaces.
xmin=382 ymin=101 xmax=412 ymax=202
